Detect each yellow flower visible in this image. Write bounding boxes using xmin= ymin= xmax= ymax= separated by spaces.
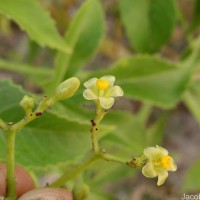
xmin=142 ymin=145 xmax=177 ymax=186
xmin=83 ymin=75 xmax=123 ymax=109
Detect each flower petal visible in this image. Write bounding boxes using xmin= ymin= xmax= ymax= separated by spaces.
xmin=100 ymin=75 xmax=115 ymax=86
xmin=110 ymin=86 xmax=124 ymax=97
xmin=83 ymin=89 xmax=98 ymax=100
xmin=143 ymin=147 xmax=159 ymax=159
xmin=157 ymin=170 xmax=168 ymax=186
xmin=168 ymin=158 xmax=177 ymax=171
xmin=142 ymin=163 xmax=157 ymax=178
xmin=99 ymin=97 xmax=114 ymax=109
xmin=156 ymin=145 xmax=168 ymax=157
xmin=84 ymin=78 xmax=97 ymax=89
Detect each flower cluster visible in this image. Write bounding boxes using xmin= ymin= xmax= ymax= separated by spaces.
xmin=83 ymin=75 xmax=177 ymax=187
xmin=83 ymin=75 xmax=123 ymax=109
xmin=142 ymin=145 xmax=177 ymax=186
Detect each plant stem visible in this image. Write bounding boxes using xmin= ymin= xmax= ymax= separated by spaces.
xmin=5 ymin=130 xmax=17 ymax=200
xmin=0 ymin=119 xmax=7 ymax=130
xmin=50 ymin=154 xmax=101 ymax=187
xmin=50 ymin=152 xmax=128 ymax=187
xmin=102 ymin=153 xmax=127 ymax=165
xmin=3 ymin=96 xmax=51 ymax=200
xmin=91 ymin=103 xmax=106 ymax=153
xmin=11 ymin=96 xmax=49 ymax=133
xmin=92 ymin=131 xmax=99 ymax=153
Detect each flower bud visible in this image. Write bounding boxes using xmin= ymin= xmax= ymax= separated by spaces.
xmin=72 ymin=182 xmax=90 ymax=200
xmin=19 ymin=95 xmax=34 ymax=112
xmin=54 ymin=77 xmax=80 ymax=101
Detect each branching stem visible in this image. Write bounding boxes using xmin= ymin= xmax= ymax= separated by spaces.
xmin=3 ymin=96 xmax=54 ymax=199
xmin=50 ymin=152 xmax=127 ymax=188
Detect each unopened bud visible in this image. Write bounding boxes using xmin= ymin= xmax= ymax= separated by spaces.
xmin=55 ymin=77 xmax=80 ymax=101
xmin=19 ymin=95 xmax=34 ymax=112
xmin=72 ymin=182 xmax=90 ymax=200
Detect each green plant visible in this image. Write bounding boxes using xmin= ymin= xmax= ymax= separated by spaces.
xmin=0 ymin=0 xmax=200 ymax=199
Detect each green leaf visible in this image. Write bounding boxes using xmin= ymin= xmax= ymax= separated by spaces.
xmin=190 ymin=0 xmax=200 ymax=31
xmin=89 ymin=55 xmax=191 ymax=107
xmin=0 ymin=80 xmax=25 ymax=122
xmin=183 ymin=82 xmax=200 ymax=123
xmin=85 ymin=159 xmax=135 ymax=186
xmin=0 ymin=58 xmax=53 ymax=85
xmin=50 ymin=98 xmax=155 ymax=157
xmin=0 ymin=0 xmax=70 ymax=53
xmin=119 ymin=0 xmax=176 ymax=52
xmin=0 ymin=80 xmax=91 ymax=168
xmin=88 ymin=192 xmax=116 ymax=200
xmin=146 ymin=112 xmax=167 ymax=146
xmin=51 ymin=0 xmax=105 ymax=89
xmin=182 ymin=159 xmax=200 ymax=192
xmin=0 ymin=80 xmax=115 ymax=168
xmin=0 ymin=120 xmax=90 ymax=168
xmin=53 ymin=100 xmax=158 ymax=156
xmin=180 ymin=50 xmax=200 ymax=122
xmin=101 ymin=107 xmax=166 ymax=157
xmin=102 ymin=111 xmax=148 ymax=155
xmin=180 ymin=48 xmax=200 ymax=71
xmin=15 ymin=114 xmax=91 ymax=167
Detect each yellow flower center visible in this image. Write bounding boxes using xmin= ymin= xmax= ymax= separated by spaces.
xmin=96 ymin=79 xmax=110 ymax=91
xmin=160 ymin=155 xmax=172 ymax=170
